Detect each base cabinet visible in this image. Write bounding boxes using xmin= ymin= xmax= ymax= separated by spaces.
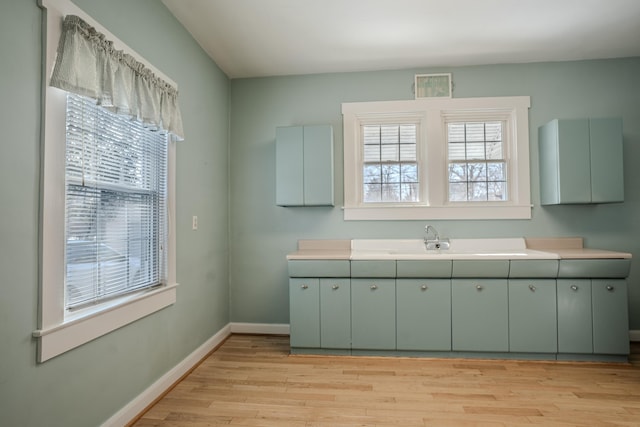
xmin=557 ymin=279 xmax=593 ymax=354
xmin=289 ymin=278 xmax=320 ymax=348
xmin=396 ymin=279 xmax=451 ymax=351
xmin=452 ymin=279 xmax=508 ymax=352
xmin=351 ymin=279 xmax=396 ymax=350
xmin=592 ymin=279 xmax=629 ymax=355
xmin=508 ymin=279 xmax=557 ymax=353
xmin=320 ymin=278 xmax=351 ymax=349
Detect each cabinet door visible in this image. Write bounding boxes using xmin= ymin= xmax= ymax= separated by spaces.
xmin=303 ymin=125 xmax=334 ymax=206
xmin=351 ymin=279 xmax=396 ymax=350
xmin=592 ymin=279 xmax=629 ymax=355
xmin=589 ymin=118 xmax=624 ymax=203
xmin=452 ymin=279 xmax=508 ymax=352
xmin=289 ymin=278 xmax=319 ymax=348
xmin=508 ymin=279 xmax=557 ymax=353
xmin=276 ymin=126 xmax=304 ymax=206
xmin=557 ymin=279 xmax=592 ymax=354
xmin=320 ymin=278 xmax=351 ymax=349
xmin=396 ymin=279 xmax=451 ymax=351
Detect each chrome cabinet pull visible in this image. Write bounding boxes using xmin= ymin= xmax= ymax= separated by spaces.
xmin=606 ymin=285 xmax=614 ymax=291
xmin=529 ymin=284 xmax=537 ymax=292
xmin=420 ymin=285 xmax=428 ymax=291
xmin=570 ymin=285 xmax=578 ymax=291
xmin=370 ymin=284 xmax=378 ymax=290
xmin=332 ymin=284 xmax=340 ymax=290
xmin=475 ymin=284 xmax=483 ymax=291
xmin=301 ymin=284 xmax=309 ymax=290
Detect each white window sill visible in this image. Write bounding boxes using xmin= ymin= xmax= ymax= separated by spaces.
xmin=343 ymin=204 xmax=532 ymax=220
xmin=33 ymin=283 xmax=178 ymax=362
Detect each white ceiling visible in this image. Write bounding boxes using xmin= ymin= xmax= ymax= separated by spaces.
xmin=161 ymin=0 xmax=640 ymax=79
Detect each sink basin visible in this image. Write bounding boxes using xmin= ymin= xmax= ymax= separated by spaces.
xmin=350 ymin=238 xmax=559 ymax=260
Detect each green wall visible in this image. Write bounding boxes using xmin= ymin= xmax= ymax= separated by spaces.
xmin=229 ymin=59 xmax=640 ymax=328
xmin=0 ymin=1 xmax=230 ymax=426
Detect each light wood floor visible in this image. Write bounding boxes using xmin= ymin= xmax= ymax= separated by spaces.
xmin=132 ymin=335 xmax=640 ymax=426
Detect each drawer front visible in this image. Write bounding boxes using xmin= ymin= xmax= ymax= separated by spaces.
xmin=452 ymin=260 xmax=510 ymax=278
xmin=396 ymin=260 xmax=452 ymax=278
xmin=350 ymin=260 xmax=396 ymax=278
xmin=288 ymin=260 xmax=350 ymax=277
xmin=558 ymin=259 xmax=630 ymax=278
xmin=509 ymin=260 xmax=559 ymax=278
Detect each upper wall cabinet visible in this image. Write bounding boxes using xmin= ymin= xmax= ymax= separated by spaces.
xmin=539 ymin=118 xmax=624 ymax=205
xmin=276 ymin=125 xmax=334 ymax=206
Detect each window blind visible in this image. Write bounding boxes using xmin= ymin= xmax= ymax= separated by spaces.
xmin=64 ymin=93 xmax=168 ymax=309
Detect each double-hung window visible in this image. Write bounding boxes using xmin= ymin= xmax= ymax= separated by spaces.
xmin=35 ymin=0 xmax=182 ymax=362
xmin=342 ymin=96 xmax=531 ymax=220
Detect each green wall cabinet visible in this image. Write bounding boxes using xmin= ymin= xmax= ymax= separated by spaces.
xmin=276 ymin=125 xmax=334 ymax=206
xmin=557 ymin=279 xmax=593 ymax=354
xmin=351 ymin=279 xmax=396 ymax=350
xmin=452 ymin=279 xmax=509 ymax=352
xmin=320 ymin=278 xmax=351 ymax=349
xmin=592 ymin=279 xmax=629 ymax=355
xmin=289 ymin=278 xmax=320 ymax=348
xmin=396 ymin=279 xmax=451 ymax=351
xmin=508 ymin=279 xmax=557 ymax=353
xmin=539 ymin=118 xmax=624 ymax=205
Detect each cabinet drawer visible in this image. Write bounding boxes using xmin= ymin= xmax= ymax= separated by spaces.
xmin=558 ymin=259 xmax=630 ymax=278
xmin=396 ymin=260 xmax=452 ymax=278
xmin=452 ymin=260 xmax=509 ymax=278
xmin=351 ymin=260 xmax=396 ymax=278
xmin=288 ymin=260 xmax=350 ymax=277
xmin=509 ymin=260 xmax=558 ymax=278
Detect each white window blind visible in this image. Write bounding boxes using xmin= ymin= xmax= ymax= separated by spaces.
xmin=64 ymin=93 xmax=168 ymax=309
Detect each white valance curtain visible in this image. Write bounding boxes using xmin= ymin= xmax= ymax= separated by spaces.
xmin=50 ymin=14 xmax=184 ymax=140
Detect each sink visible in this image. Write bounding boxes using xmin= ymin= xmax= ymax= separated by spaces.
xmin=350 ymin=238 xmax=559 ymax=260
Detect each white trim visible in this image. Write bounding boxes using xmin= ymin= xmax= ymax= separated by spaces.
xmin=230 ymin=322 xmax=290 ymax=335
xmin=101 ymin=324 xmax=232 ymax=427
xmin=629 ymin=330 xmax=640 ymax=342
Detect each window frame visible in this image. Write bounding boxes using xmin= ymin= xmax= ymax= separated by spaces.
xmin=342 ymin=96 xmax=531 ymax=220
xmin=35 ymin=0 xmax=178 ymax=362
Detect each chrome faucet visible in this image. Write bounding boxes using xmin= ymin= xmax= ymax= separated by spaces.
xmin=424 ymin=225 xmax=450 ymax=250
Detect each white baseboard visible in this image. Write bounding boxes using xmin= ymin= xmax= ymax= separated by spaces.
xmin=230 ymin=322 xmax=290 ymax=335
xmin=630 ymin=330 xmax=640 ymax=342
xmin=101 ymin=323 xmax=232 ymax=427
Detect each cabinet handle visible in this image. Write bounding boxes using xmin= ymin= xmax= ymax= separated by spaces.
xmin=332 ymin=284 xmax=340 ymax=290
xmin=370 ymin=284 xmax=378 ymax=290
xmin=476 ymin=285 xmax=483 ymax=291
xmin=301 ymin=284 xmax=308 ymax=290
xmin=606 ymin=285 xmax=614 ymax=291
xmin=420 ymin=285 xmax=428 ymax=291
xmin=570 ymin=285 xmax=578 ymax=291
xmin=529 ymin=284 xmax=537 ymax=292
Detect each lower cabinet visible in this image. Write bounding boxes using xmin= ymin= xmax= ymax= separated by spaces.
xmin=396 ymin=279 xmax=451 ymax=351
xmin=592 ymin=279 xmax=629 ymax=355
xmin=508 ymin=279 xmax=557 ymax=353
xmin=289 ymin=278 xmax=320 ymax=348
xmin=557 ymin=279 xmax=593 ymax=354
xmin=320 ymin=278 xmax=351 ymax=349
xmin=452 ymin=279 xmax=509 ymax=352
xmin=351 ymin=279 xmax=396 ymax=350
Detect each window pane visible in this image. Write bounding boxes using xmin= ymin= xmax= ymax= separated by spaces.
xmin=465 ymin=122 xmax=486 ymax=142
xmin=449 ymin=182 xmax=467 ymax=201
xmin=363 ymin=126 xmax=380 ymax=144
xmin=466 ymin=142 xmax=486 ymax=160
xmin=382 ymin=183 xmax=401 ymax=202
xmin=448 ymin=163 xmax=466 ymax=182
xmin=487 ymin=162 xmax=506 ymax=181
xmin=363 ymin=164 xmax=381 ymax=183
xmin=382 ymin=164 xmax=400 ymax=183
xmin=468 ymin=182 xmax=488 ymax=201
xmin=448 ymin=123 xmax=466 ymax=142
xmin=380 ymin=144 xmax=399 ymax=162
xmin=488 ymin=181 xmax=507 ymax=201
xmin=364 ymin=183 xmax=381 ymax=202
xmin=363 ymin=145 xmax=381 ymax=162
xmin=467 ymin=163 xmax=487 ymax=182
xmin=400 ymin=163 xmax=418 ymax=183
xmin=399 ymin=143 xmax=416 ymax=161
xmin=448 ymin=142 xmax=465 ymax=161
xmin=401 ymin=183 xmax=419 ymax=202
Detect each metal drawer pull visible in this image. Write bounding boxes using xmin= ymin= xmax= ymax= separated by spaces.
xmin=370 ymin=284 xmax=378 ymax=290
xmin=476 ymin=285 xmax=483 ymax=291
xmin=529 ymin=284 xmax=536 ymax=292
xmin=606 ymin=285 xmax=614 ymax=291
xmin=421 ymin=285 xmax=428 ymax=291
xmin=571 ymin=285 xmax=578 ymax=291
xmin=301 ymin=284 xmax=309 ymax=290
xmin=332 ymin=284 xmax=340 ymax=290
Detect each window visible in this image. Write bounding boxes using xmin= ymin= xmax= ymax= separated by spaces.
xmin=342 ymin=97 xmax=531 ymax=220
xmin=35 ymin=0 xmax=179 ymax=362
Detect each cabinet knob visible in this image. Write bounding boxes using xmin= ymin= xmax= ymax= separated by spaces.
xmin=370 ymin=284 xmax=378 ymax=290
xmin=570 ymin=285 xmax=578 ymax=292
xmin=606 ymin=285 xmax=614 ymax=291
xmin=476 ymin=285 xmax=483 ymax=291
xmin=420 ymin=285 xmax=428 ymax=291
xmin=301 ymin=284 xmax=309 ymax=290
xmin=332 ymin=284 xmax=340 ymax=290
xmin=529 ymin=284 xmax=537 ymax=292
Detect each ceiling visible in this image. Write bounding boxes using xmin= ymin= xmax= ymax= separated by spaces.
xmin=161 ymin=0 xmax=640 ymax=79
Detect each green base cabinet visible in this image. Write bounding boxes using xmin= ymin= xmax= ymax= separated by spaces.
xmin=289 ymin=278 xmax=320 ymax=348
xmin=351 ymin=279 xmax=396 ymax=350
xmin=508 ymin=279 xmax=557 ymax=353
xmin=592 ymin=279 xmax=629 ymax=355
xmin=320 ymin=278 xmax=351 ymax=349
xmin=452 ymin=279 xmax=508 ymax=352
xmin=557 ymin=279 xmax=593 ymax=354
xmin=396 ymin=279 xmax=451 ymax=351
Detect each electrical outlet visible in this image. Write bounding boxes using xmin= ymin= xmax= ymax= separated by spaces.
xmin=192 ymin=215 xmax=198 ymax=230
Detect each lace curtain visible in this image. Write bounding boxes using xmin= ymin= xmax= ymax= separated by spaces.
xmin=50 ymin=15 xmax=184 ymax=140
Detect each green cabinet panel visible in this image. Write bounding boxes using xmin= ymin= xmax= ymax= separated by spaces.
xmin=509 ymin=260 xmax=558 ymax=278
xmin=558 ymin=259 xmax=630 ymax=278
xmin=320 ymin=278 xmax=351 ymax=349
xmin=289 ymin=278 xmax=320 ymax=348
xmin=288 ymin=260 xmax=351 ymax=277
xmin=592 ymin=280 xmax=629 ymax=355
xmin=351 ymin=279 xmax=396 ymax=349
xmin=276 ymin=125 xmax=334 ymax=206
xmin=539 ymin=118 xmax=624 ymax=205
xmin=350 ymin=260 xmax=396 ymax=278
xmin=451 ymin=279 xmax=508 ymax=352
xmin=557 ymin=279 xmax=593 ymax=354
xmin=396 ymin=260 xmax=452 ymax=278
xmin=452 ymin=260 xmax=509 ymax=278
xmin=508 ymin=280 xmax=557 ymax=353
xmin=396 ymin=279 xmax=451 ymax=351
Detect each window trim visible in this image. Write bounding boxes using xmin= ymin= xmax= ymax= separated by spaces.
xmin=342 ymin=96 xmax=531 ymax=220
xmin=35 ymin=0 xmax=178 ymax=362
